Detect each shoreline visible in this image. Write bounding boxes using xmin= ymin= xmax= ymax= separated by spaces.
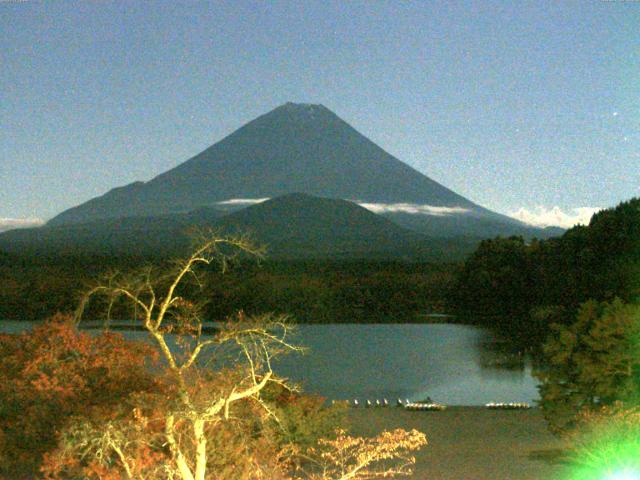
xmin=347 ymin=406 xmax=568 ymax=480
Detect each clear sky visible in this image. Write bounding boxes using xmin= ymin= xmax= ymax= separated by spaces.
xmin=2 ymin=0 xmax=639 ymax=227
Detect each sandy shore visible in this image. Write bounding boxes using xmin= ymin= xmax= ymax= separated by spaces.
xmin=347 ymin=407 xmax=568 ymax=480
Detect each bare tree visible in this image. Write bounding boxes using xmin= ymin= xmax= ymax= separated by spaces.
xmin=75 ymin=231 xmax=302 ymax=480
xmin=69 ymin=230 xmax=427 ymax=480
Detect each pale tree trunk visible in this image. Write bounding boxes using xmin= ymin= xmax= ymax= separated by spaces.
xmin=193 ymin=418 xmax=207 ymax=480
xmin=174 ymin=448 xmax=196 ymax=480
xmin=166 ymin=414 xmax=196 ymax=480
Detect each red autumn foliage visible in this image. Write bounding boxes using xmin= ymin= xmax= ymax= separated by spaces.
xmin=0 ymin=313 xmax=159 ymax=479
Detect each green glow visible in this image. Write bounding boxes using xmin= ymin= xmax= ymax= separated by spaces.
xmin=565 ymin=429 xmax=640 ymax=480
xmin=606 ymin=469 xmax=640 ymax=480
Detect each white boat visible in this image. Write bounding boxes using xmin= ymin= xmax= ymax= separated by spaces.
xmin=485 ymin=402 xmax=530 ymax=410
xmin=404 ymin=402 xmax=447 ymax=411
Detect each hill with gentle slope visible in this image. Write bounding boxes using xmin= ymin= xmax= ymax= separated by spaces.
xmin=215 ymin=193 xmax=478 ymax=259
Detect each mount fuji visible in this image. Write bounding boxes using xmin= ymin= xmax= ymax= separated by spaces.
xmin=47 ymin=102 xmax=546 ymax=238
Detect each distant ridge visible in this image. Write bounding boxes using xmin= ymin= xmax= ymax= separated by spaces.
xmin=0 ymin=194 xmax=478 ymax=260
xmin=46 ymin=102 xmax=542 ymax=238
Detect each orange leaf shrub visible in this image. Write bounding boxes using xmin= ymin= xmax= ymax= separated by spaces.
xmin=0 ymin=313 xmax=159 ymax=479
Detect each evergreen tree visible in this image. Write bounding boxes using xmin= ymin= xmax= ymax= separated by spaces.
xmin=535 ymin=299 xmax=640 ymax=434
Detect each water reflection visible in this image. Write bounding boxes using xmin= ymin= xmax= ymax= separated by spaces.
xmin=0 ymin=321 xmax=540 ymax=406
xmin=271 ymin=324 xmax=540 ymax=405
xmin=478 ymin=339 xmax=528 ymax=371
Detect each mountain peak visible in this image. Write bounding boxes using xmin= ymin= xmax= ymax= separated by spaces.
xmin=266 ymin=102 xmax=334 ymax=123
xmin=281 ymin=101 xmax=326 ymax=110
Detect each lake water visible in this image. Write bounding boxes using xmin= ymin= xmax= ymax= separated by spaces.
xmin=0 ymin=321 xmax=539 ymax=406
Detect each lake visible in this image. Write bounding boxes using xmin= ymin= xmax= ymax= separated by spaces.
xmin=0 ymin=321 xmax=539 ymax=406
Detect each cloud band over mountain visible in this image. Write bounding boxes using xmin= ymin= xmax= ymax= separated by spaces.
xmin=216 ymin=198 xmax=270 ymax=206
xmin=0 ymin=218 xmax=45 ymax=233
xmin=509 ymin=206 xmax=601 ymax=229
xmin=215 ymin=198 xmax=473 ymax=218
xmin=357 ymin=202 xmax=471 ymax=216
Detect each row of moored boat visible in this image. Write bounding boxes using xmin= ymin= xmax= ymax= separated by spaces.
xmin=346 ymin=399 xmax=530 ymax=410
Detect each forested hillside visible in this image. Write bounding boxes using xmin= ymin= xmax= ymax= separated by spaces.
xmin=0 ymin=254 xmax=455 ymax=323
xmin=452 ymin=198 xmax=640 ymax=343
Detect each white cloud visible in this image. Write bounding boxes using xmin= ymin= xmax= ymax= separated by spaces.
xmin=357 ymin=202 xmax=470 ymax=216
xmin=509 ymin=206 xmax=601 ymax=229
xmin=0 ymin=217 xmax=45 ymax=233
xmin=216 ymin=198 xmax=270 ymax=206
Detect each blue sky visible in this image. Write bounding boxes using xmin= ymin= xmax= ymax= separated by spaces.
xmin=2 ymin=0 xmax=639 ymax=227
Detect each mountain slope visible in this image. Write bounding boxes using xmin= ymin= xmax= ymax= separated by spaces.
xmin=47 ymin=102 xmax=533 ymax=237
xmin=382 ymin=210 xmax=563 ymax=239
xmin=0 ymin=208 xmax=225 ymax=257
xmin=0 ymin=194 xmax=477 ymax=260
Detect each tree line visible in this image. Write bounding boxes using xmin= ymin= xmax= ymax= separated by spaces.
xmin=0 ymin=254 xmax=456 ymax=324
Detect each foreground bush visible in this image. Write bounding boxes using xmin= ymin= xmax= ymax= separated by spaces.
xmin=0 ymin=314 xmax=159 ymax=479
